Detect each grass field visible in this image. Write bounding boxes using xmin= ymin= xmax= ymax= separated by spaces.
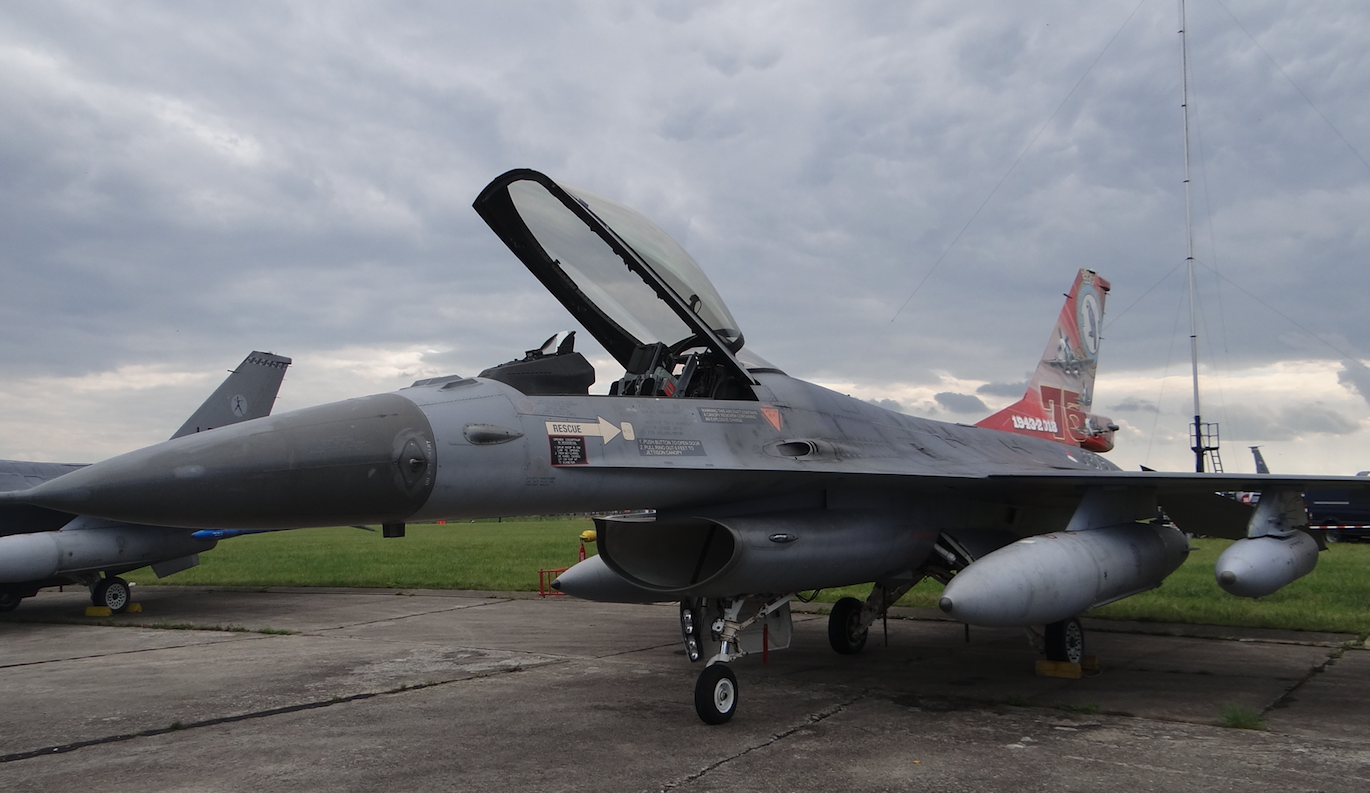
xmin=126 ymin=520 xmax=1370 ymax=635
xmin=126 ymin=519 xmax=595 ymax=592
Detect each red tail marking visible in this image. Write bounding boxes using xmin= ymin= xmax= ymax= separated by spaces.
xmin=1040 ymin=386 xmax=1088 ymax=443
xmin=974 ymin=269 xmax=1114 ymax=452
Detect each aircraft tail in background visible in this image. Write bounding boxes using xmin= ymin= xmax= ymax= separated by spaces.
xmin=975 ymin=269 xmax=1117 ymax=453
xmin=169 ymin=351 xmax=292 ymax=439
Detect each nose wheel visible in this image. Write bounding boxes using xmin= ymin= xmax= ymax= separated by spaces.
xmin=694 ymin=664 xmax=738 ymax=724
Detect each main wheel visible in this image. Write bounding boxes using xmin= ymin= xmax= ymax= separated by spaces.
xmin=92 ymin=577 xmax=131 ymax=613
xmin=1045 ymin=617 xmax=1085 ymax=664
xmin=694 ymin=664 xmax=738 ymax=725
xmin=828 ymin=596 xmax=868 ymax=655
xmin=0 ymin=591 xmax=22 ymax=612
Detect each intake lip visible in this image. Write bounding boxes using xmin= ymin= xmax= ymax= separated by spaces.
xmin=11 ymin=393 xmax=437 ymax=530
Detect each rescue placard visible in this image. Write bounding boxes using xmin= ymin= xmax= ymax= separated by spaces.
xmin=550 ymin=435 xmax=588 ymax=465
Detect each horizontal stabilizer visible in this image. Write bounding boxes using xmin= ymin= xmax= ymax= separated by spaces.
xmin=170 ymin=351 xmax=292 ymax=439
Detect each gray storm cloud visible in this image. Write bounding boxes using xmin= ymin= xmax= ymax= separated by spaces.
xmin=1337 ymin=361 xmax=1370 ymax=407
xmin=977 ymin=381 xmax=1029 ymax=398
xmin=1111 ymin=397 xmax=1160 ymax=413
xmin=935 ymin=392 xmax=991 ymax=414
xmin=2 ymin=1 xmax=1369 ymax=472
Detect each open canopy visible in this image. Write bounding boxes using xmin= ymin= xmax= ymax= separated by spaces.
xmin=474 ymin=169 xmax=745 ymax=371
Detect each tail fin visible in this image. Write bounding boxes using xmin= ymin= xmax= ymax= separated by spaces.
xmin=169 ymin=351 xmax=292 ymax=439
xmin=975 ymin=269 xmax=1117 ymax=453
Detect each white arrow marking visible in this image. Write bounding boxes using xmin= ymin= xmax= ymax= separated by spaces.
xmin=545 ymin=418 xmax=634 ymax=445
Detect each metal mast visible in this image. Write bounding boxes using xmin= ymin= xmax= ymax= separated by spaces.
xmin=1180 ymin=0 xmax=1221 ymax=472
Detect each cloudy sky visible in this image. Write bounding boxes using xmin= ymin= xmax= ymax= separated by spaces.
xmin=2 ymin=0 xmax=1368 ymax=475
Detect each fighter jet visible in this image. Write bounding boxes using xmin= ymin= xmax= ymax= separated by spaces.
xmin=0 ymin=351 xmax=290 ymax=612
xmin=3 ymin=170 xmax=1364 ymax=724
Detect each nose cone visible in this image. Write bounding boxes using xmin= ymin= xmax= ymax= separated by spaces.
xmin=14 ymin=393 xmax=437 ymax=529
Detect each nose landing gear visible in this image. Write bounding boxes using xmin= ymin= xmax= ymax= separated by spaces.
xmin=683 ymin=594 xmax=794 ymax=724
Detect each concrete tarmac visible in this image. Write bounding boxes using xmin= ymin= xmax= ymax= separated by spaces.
xmin=2 ymin=586 xmax=1368 ymax=792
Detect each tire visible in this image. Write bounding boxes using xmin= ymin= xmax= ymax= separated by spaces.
xmin=0 ymin=592 xmax=21 ymax=613
xmin=694 ymin=664 xmax=738 ymax=725
xmin=827 ymin=596 xmax=868 ymax=655
xmin=1045 ymin=617 xmax=1085 ymax=664
xmin=92 ymin=577 xmax=131 ymax=613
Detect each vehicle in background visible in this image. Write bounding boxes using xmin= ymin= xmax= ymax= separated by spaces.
xmin=1307 ymin=472 xmax=1370 ymax=542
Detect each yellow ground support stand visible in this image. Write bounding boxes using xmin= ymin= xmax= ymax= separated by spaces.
xmin=1036 ymin=655 xmax=1099 ymax=678
xmin=1035 ymin=660 xmax=1081 ymax=679
xmin=84 ymin=603 xmax=142 ymax=617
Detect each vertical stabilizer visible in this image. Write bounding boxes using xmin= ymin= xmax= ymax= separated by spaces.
xmin=170 ymin=352 xmax=292 ymax=439
xmin=975 ymin=270 xmax=1117 ymax=452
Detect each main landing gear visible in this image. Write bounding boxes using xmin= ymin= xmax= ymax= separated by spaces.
xmin=91 ymin=576 xmax=132 ymax=613
xmin=1044 ymin=617 xmax=1085 ymax=664
xmin=0 ymin=590 xmax=24 ymax=612
xmin=826 ymin=579 xmax=917 ymax=656
xmin=1024 ymin=616 xmax=1086 ymax=665
xmin=827 ymin=597 xmax=867 ymax=654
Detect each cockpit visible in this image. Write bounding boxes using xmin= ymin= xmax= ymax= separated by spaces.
xmin=473 ymin=169 xmax=762 ymax=401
